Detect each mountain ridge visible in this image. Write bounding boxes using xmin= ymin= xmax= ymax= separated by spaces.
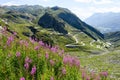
xmin=85 ymin=12 xmax=120 ymax=33
xmin=0 ymin=5 xmax=104 ymax=41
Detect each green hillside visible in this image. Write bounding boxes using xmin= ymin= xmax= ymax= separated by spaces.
xmin=0 ymin=5 xmax=119 ymax=79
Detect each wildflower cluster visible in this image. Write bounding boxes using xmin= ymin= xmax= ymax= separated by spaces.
xmin=0 ymin=27 xmax=108 ymax=80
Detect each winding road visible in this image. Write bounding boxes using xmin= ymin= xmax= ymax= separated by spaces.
xmin=66 ymin=33 xmax=86 ymax=48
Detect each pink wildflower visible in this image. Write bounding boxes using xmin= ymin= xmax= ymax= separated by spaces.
xmin=50 ymin=60 xmax=55 ymax=66
xmin=50 ymin=76 xmax=54 ymax=80
xmin=45 ymin=52 xmax=49 ymax=59
xmin=25 ymin=56 xmax=32 ymax=63
xmin=63 ymin=56 xmax=69 ymax=65
xmin=7 ymin=36 xmax=14 ymax=46
xmin=20 ymin=77 xmax=25 ymax=80
xmin=82 ymin=71 xmax=86 ymax=79
xmin=75 ymin=59 xmax=80 ymax=67
xmin=24 ymin=41 xmax=28 ymax=47
xmin=24 ymin=63 xmax=29 ymax=70
xmin=16 ymin=52 xmax=21 ymax=57
xmin=86 ymin=76 xmax=90 ymax=80
xmin=29 ymin=37 xmax=35 ymax=44
xmin=30 ymin=65 xmax=36 ymax=75
xmin=34 ymin=46 xmax=40 ymax=50
xmin=51 ymin=47 xmax=57 ymax=53
xmin=100 ymin=71 xmax=108 ymax=77
xmin=13 ymin=31 xmax=17 ymax=35
xmin=39 ymin=41 xmax=44 ymax=46
xmin=62 ymin=67 xmax=66 ymax=75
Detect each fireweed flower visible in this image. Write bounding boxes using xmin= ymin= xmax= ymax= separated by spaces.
xmin=13 ymin=31 xmax=17 ymax=35
xmin=24 ymin=63 xmax=29 ymax=70
xmin=20 ymin=77 xmax=25 ymax=80
xmin=7 ymin=36 xmax=14 ymax=45
xmin=58 ymin=50 xmax=64 ymax=57
xmin=1 ymin=26 xmax=7 ymax=33
xmin=63 ymin=55 xmax=80 ymax=67
xmin=29 ymin=37 xmax=35 ymax=44
xmin=50 ymin=60 xmax=55 ymax=66
xmin=3 ymin=26 xmax=7 ymax=31
xmin=100 ymin=71 xmax=108 ymax=77
xmin=62 ymin=67 xmax=66 ymax=75
xmin=45 ymin=44 xmax=51 ymax=49
xmin=16 ymin=52 xmax=21 ymax=57
xmin=69 ymin=57 xmax=75 ymax=66
xmin=86 ymin=76 xmax=90 ymax=80
xmin=31 ymin=65 xmax=36 ymax=75
xmin=45 ymin=52 xmax=49 ymax=59
xmin=19 ymin=40 xmax=24 ymax=45
xmin=39 ymin=41 xmax=44 ymax=46
xmin=19 ymin=40 xmax=28 ymax=47
xmin=63 ymin=56 xmax=69 ymax=65
xmin=50 ymin=76 xmax=54 ymax=80
xmin=82 ymin=70 xmax=86 ymax=79
xmin=34 ymin=46 xmax=40 ymax=50
xmin=63 ymin=55 xmax=73 ymax=65
xmin=25 ymin=56 xmax=32 ymax=63
xmin=24 ymin=41 xmax=28 ymax=47
xmin=51 ymin=47 xmax=58 ymax=53
xmin=75 ymin=59 xmax=80 ymax=67
xmin=61 ymin=49 xmax=64 ymax=54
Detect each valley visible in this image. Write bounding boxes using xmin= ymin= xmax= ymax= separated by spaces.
xmin=0 ymin=5 xmax=120 ymax=80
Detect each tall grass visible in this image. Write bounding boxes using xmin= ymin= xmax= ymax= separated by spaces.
xmin=0 ymin=27 xmax=108 ymax=80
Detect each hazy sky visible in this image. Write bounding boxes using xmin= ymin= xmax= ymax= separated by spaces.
xmin=0 ymin=0 xmax=120 ymax=20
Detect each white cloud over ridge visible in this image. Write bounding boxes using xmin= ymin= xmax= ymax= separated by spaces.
xmin=71 ymin=6 xmax=120 ymax=20
xmin=2 ymin=1 xmax=20 ymax=6
xmin=74 ymin=0 xmax=112 ymax=4
xmin=74 ymin=0 xmax=92 ymax=3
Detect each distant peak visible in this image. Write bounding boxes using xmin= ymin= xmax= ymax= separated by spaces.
xmin=51 ymin=6 xmax=61 ymax=10
xmin=51 ymin=6 xmax=71 ymax=13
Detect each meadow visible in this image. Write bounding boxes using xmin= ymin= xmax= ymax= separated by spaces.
xmin=0 ymin=27 xmax=108 ymax=80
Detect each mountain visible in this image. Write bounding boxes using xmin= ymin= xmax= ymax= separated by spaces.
xmin=38 ymin=6 xmax=104 ymax=40
xmin=104 ymin=31 xmax=120 ymax=47
xmin=0 ymin=5 xmax=104 ymax=48
xmin=85 ymin=12 xmax=120 ymax=33
xmin=1 ymin=5 xmax=120 ymax=80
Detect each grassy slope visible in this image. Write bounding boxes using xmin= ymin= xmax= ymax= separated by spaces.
xmin=0 ymin=12 xmax=117 ymax=80
xmin=69 ymin=49 xmax=120 ymax=80
xmin=0 ymin=27 xmax=110 ymax=80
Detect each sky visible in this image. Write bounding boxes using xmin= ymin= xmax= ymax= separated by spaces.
xmin=0 ymin=0 xmax=120 ymax=20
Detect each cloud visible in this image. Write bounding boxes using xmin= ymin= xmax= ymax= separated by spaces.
xmin=93 ymin=0 xmax=112 ymax=4
xmin=74 ymin=0 xmax=112 ymax=4
xmin=74 ymin=0 xmax=92 ymax=3
xmin=1 ymin=0 xmax=50 ymax=6
xmin=43 ymin=0 xmax=50 ymax=2
xmin=2 ymin=1 xmax=20 ymax=6
xmin=70 ymin=7 xmax=92 ymax=20
xmin=89 ymin=6 xmax=120 ymax=13
xmin=43 ymin=0 xmax=48 ymax=1
xmin=70 ymin=6 xmax=120 ymax=20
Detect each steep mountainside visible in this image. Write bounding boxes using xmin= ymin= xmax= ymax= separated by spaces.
xmin=38 ymin=6 xmax=104 ymax=40
xmin=38 ymin=13 xmax=68 ymax=34
xmin=85 ymin=12 xmax=120 ymax=33
xmin=104 ymin=31 xmax=120 ymax=47
xmin=0 ymin=5 xmax=104 ymax=47
xmin=1 ymin=5 xmax=120 ymax=80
